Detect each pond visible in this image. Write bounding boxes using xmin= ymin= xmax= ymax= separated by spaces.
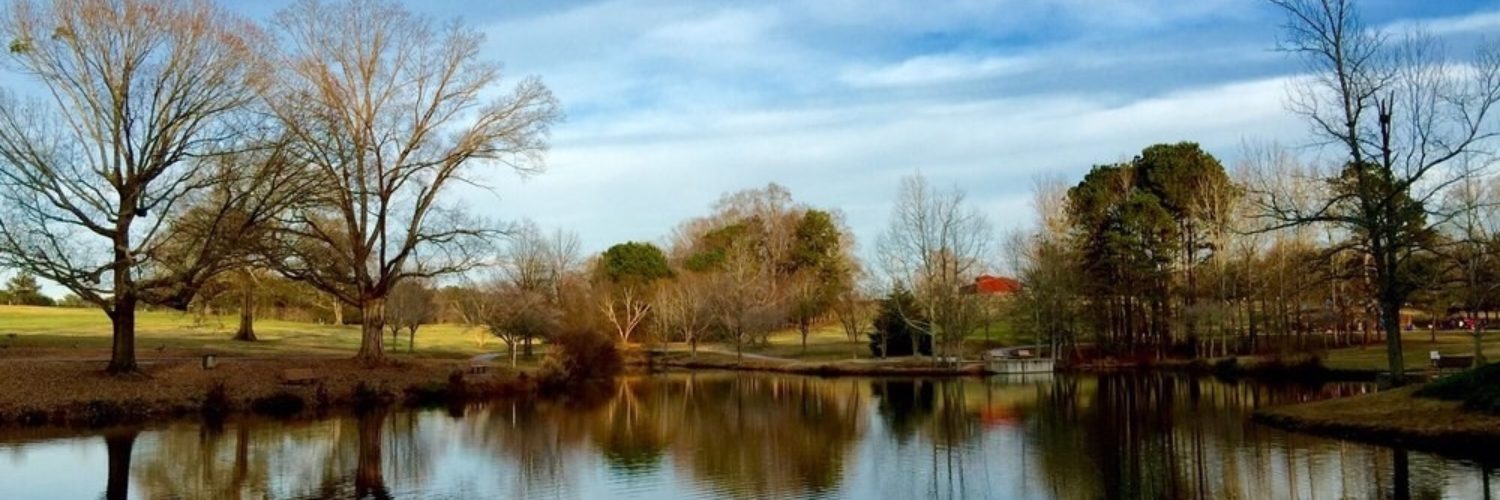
xmin=0 ymin=372 xmax=1495 ymax=499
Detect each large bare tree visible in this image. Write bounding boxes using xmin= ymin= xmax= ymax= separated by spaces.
xmin=1263 ymin=0 xmax=1500 ymax=384
xmin=268 ymin=0 xmax=560 ymax=363
xmin=876 ymin=174 xmax=994 ymax=364
xmin=0 ymin=0 xmax=274 ymax=372
xmin=501 ymin=220 xmax=579 ymax=355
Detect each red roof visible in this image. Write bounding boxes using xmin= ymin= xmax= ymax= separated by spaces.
xmin=974 ymin=275 xmax=1021 ymax=295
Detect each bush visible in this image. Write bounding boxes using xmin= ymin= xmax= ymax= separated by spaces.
xmin=351 ymin=381 xmax=392 ymax=410
xmin=250 ymin=392 xmax=305 ymax=417
xmin=403 ymin=372 xmax=466 ymax=407
xmin=1416 ymin=363 xmax=1500 ymax=413
xmin=538 ymin=329 xmax=621 ymax=390
xmin=201 ymin=381 xmax=231 ymax=419
xmin=868 ymin=286 xmax=932 ymax=357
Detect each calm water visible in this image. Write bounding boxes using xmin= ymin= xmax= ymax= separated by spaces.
xmin=1 ymin=373 xmax=1497 ymax=499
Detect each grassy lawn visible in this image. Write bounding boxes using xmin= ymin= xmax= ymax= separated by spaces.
xmin=743 ymin=326 xmax=867 ymax=361
xmin=0 ymin=305 xmax=1036 ymax=364
xmin=0 ymin=305 xmax=504 ymax=359
xmin=1321 ymin=330 xmax=1500 ymax=372
xmin=728 ymin=320 xmax=1028 ymax=362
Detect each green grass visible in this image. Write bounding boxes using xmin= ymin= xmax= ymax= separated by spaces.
xmin=729 ymin=321 xmax=1026 ymax=362
xmin=0 ymin=305 xmax=504 ymax=359
xmin=744 ymin=326 xmax=867 ymax=361
xmin=1321 ymin=330 xmax=1500 ymax=372
xmin=0 ymin=305 xmax=1035 ymax=364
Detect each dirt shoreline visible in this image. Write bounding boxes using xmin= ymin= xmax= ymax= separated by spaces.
xmin=1253 ymin=386 xmax=1500 ymax=458
xmin=0 ymin=354 xmax=530 ymax=427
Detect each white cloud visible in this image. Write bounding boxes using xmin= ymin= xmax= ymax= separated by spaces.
xmin=467 ymin=76 xmax=1306 ymax=257
xmin=1383 ymin=10 xmax=1500 ymax=37
xmin=841 ymin=54 xmax=1039 ymax=88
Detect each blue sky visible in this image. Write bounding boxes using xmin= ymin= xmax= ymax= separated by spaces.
xmin=10 ymin=0 xmax=1500 ymax=294
xmin=408 ymin=0 xmax=1496 ymax=258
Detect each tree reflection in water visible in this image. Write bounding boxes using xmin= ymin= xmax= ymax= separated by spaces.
xmin=6 ymin=373 xmax=1500 ymax=499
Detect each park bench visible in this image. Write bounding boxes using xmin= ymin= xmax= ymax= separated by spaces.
xmin=280 ymin=368 xmax=319 ymax=386
xmin=1429 ymin=351 xmax=1475 ymax=372
xmin=467 ymin=360 xmax=489 ymax=374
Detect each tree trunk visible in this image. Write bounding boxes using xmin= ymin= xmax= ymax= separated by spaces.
xmin=523 ymin=336 xmax=533 ymax=358
xmin=408 ymin=327 xmax=416 ymax=353
xmin=800 ymin=321 xmax=809 ymax=354
xmin=234 ymin=272 xmax=257 ymax=342
xmin=1382 ymin=301 xmax=1406 ymax=386
xmin=331 ymin=294 xmax=345 ymax=325
xmin=357 ymin=297 xmax=387 ymax=363
xmin=107 ymin=298 xmax=138 ymax=373
xmin=234 ymin=282 xmax=257 ymax=341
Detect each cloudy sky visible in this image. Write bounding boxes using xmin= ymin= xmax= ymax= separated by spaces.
xmin=92 ymin=1 xmax=1500 ymax=271
xmin=374 ymin=0 xmax=1492 ymax=259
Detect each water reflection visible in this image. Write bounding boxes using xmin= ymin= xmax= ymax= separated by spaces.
xmin=0 ymin=373 xmax=1496 ymax=499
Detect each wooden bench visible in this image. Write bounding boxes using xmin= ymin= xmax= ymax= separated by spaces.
xmin=467 ymin=361 xmax=490 ymax=374
xmin=1430 ymin=352 xmax=1475 ymax=372
xmin=280 ymin=368 xmax=319 ymax=386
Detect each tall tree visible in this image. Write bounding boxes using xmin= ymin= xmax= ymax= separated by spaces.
xmin=268 ymin=0 xmax=560 ymax=363
xmin=876 ymin=174 xmax=994 ymax=364
xmin=1264 ymin=0 xmax=1500 ymax=384
xmin=596 ymin=242 xmax=672 ymax=344
xmin=786 ymin=209 xmax=852 ymax=352
xmin=502 ymin=220 xmax=579 ymax=355
xmin=1 ymin=272 xmax=51 ymax=306
xmin=0 ymin=0 xmax=274 ymax=372
xmin=385 ymin=279 xmax=435 ymax=353
xmin=1136 ymin=142 xmax=1234 ymax=352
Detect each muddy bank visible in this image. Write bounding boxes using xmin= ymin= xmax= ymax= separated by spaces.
xmin=0 ymin=356 xmax=529 ymax=427
xmin=1253 ymin=386 xmax=1500 ymax=459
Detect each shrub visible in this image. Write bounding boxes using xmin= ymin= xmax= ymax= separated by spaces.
xmin=351 ymin=381 xmax=392 ymax=410
xmin=868 ymin=286 xmax=932 ymax=357
xmin=1415 ymin=363 xmax=1500 ymax=413
xmin=1212 ymin=358 xmax=1240 ymax=379
xmin=201 ymin=381 xmax=231 ymax=419
xmin=402 ymin=374 xmax=465 ymax=408
xmin=250 ymin=392 xmax=305 ymax=417
xmin=538 ymin=328 xmax=621 ymax=390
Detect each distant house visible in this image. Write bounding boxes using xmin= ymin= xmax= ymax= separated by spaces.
xmin=962 ymin=275 xmax=1021 ymax=296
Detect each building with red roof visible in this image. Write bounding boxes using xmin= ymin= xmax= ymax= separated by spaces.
xmin=963 ymin=275 xmax=1021 ymax=296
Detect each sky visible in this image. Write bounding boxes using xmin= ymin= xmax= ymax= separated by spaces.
xmin=8 ymin=0 xmax=1500 ymax=294
xmin=386 ymin=0 xmax=1493 ymax=258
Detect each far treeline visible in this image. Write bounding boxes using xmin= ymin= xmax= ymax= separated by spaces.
xmin=0 ymin=0 xmax=1496 ymax=388
xmin=1009 ymin=0 xmax=1500 ymax=384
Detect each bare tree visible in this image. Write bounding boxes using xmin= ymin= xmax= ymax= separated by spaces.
xmin=1263 ymin=0 xmax=1500 ymax=384
xmin=600 ymin=286 xmax=652 ymax=344
xmin=831 ymin=277 xmax=874 ymax=359
xmin=877 ymin=174 xmax=994 ymax=365
xmin=654 ymin=274 xmax=712 ymax=357
xmin=268 ymin=0 xmax=561 ymax=363
xmin=0 ymin=0 xmax=275 ymax=372
xmin=704 ymin=241 xmax=785 ymax=364
xmin=385 ymin=279 xmax=435 ymax=353
xmin=451 ymin=279 xmax=493 ymax=348
xmin=502 ymin=220 xmax=579 ymax=355
xmin=483 ymin=283 xmax=557 ymax=367
xmin=1437 ymin=164 xmax=1500 ymax=365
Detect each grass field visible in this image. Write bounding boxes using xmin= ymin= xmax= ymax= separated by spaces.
xmin=1320 ymin=330 xmax=1500 ymax=372
xmin=0 ymin=305 xmax=1029 ymax=363
xmin=0 ymin=305 xmax=497 ymax=359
